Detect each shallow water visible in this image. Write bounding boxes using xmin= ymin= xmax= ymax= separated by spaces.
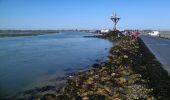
xmin=0 ymin=32 xmax=113 ymax=98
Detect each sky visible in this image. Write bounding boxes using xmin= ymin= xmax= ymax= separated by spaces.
xmin=0 ymin=0 xmax=170 ymax=30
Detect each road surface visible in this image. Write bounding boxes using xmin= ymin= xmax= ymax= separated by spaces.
xmin=141 ymin=36 xmax=170 ymax=74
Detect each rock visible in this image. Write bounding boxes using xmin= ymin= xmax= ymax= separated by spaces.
xmin=65 ymin=72 xmax=76 ymax=76
xmin=56 ymin=94 xmax=69 ymax=100
xmin=92 ymin=64 xmax=100 ymax=68
xmin=111 ymin=73 xmax=116 ymax=77
xmin=115 ymin=77 xmax=127 ymax=85
xmin=123 ymin=55 xmax=128 ymax=58
xmin=42 ymin=93 xmax=56 ymax=100
xmin=82 ymin=96 xmax=89 ymax=100
xmin=89 ymin=94 xmax=105 ymax=100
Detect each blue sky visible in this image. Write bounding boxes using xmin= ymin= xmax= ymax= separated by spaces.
xmin=0 ymin=0 xmax=170 ymax=30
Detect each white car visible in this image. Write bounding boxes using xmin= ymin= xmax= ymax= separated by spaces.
xmin=148 ymin=31 xmax=160 ymax=36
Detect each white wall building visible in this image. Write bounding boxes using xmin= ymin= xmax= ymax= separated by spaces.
xmin=100 ymin=29 xmax=110 ymax=33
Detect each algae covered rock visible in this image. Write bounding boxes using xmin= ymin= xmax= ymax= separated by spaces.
xmin=42 ymin=93 xmax=56 ymax=100
xmin=125 ymin=85 xmax=153 ymax=100
xmin=41 ymin=36 xmax=156 ymax=100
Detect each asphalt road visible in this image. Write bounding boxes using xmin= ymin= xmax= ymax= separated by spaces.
xmin=141 ymin=36 xmax=170 ymax=74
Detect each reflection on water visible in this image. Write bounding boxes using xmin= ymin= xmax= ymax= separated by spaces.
xmin=0 ymin=32 xmax=113 ymax=98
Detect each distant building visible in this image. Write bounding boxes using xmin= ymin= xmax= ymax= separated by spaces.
xmin=100 ymin=29 xmax=110 ymax=34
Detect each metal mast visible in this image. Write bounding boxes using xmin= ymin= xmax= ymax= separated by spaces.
xmin=111 ymin=13 xmax=120 ymax=31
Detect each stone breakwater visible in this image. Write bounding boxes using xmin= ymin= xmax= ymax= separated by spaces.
xmin=15 ymin=34 xmax=170 ymax=100
xmin=54 ymin=36 xmax=154 ymax=100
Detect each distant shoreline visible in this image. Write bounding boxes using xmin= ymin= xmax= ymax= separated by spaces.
xmin=0 ymin=34 xmax=42 ymax=37
xmin=0 ymin=30 xmax=60 ymax=38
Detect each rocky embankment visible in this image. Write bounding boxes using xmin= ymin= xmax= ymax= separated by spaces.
xmin=15 ymin=32 xmax=170 ymax=100
xmin=54 ymin=36 xmax=154 ymax=100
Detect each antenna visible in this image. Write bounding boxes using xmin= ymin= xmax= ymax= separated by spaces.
xmin=111 ymin=13 xmax=120 ymax=30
